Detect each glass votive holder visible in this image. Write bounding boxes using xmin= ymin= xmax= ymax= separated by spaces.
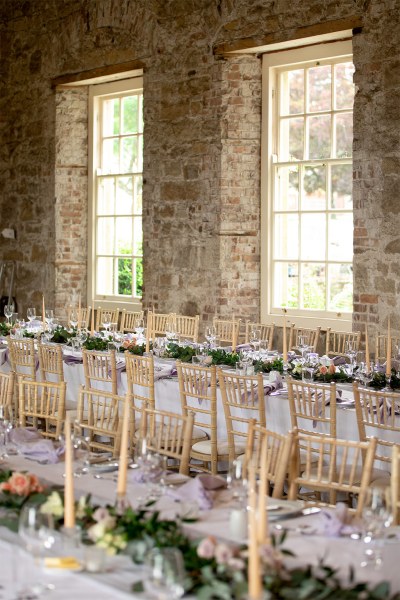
xmin=301 ymin=366 xmax=314 ymax=383
xmin=235 ymin=361 xmax=246 ymax=375
xmin=83 ymin=545 xmax=107 ymax=573
xmin=60 ymin=525 xmax=82 ymax=550
xmin=229 ymin=508 xmax=248 ymax=539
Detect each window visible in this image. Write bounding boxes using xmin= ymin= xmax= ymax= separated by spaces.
xmin=261 ymin=41 xmax=354 ymax=328
xmin=89 ymin=78 xmax=143 ymax=307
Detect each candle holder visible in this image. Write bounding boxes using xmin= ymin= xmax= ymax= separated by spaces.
xmin=60 ymin=525 xmax=82 ymax=549
xmin=381 ymin=374 xmax=393 ymax=393
xmin=115 ymin=492 xmax=131 ymax=515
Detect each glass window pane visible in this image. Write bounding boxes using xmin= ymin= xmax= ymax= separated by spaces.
xmin=97 ymin=217 xmax=114 ymax=255
xmin=118 ymin=257 xmax=133 ymax=296
xmin=133 ymin=217 xmax=142 ymax=254
xmin=134 ymin=176 xmax=143 ymax=214
xmin=138 ymin=135 xmax=143 ymax=171
xmin=135 ymin=257 xmax=143 ymax=297
xmin=308 ymin=114 xmax=331 ymax=159
xmin=116 ymin=177 xmax=133 ymax=214
xmin=97 ymin=178 xmax=115 ymax=215
xmin=122 ymin=96 xmax=138 ymax=134
xmin=328 ymin=263 xmax=353 ymax=311
xmin=115 ymin=217 xmax=133 ymax=254
xmin=335 ymin=113 xmax=352 ymax=158
xmin=302 ymin=263 xmax=326 ymax=309
xmin=302 ymin=165 xmax=326 ymax=210
xmin=274 ymin=166 xmax=299 ymax=210
xmin=301 ymin=214 xmax=325 ymax=260
xmin=102 ymin=138 xmax=120 ymax=172
xmin=273 ymin=262 xmax=298 ymax=308
xmin=328 ymin=213 xmax=353 ymax=261
xmin=335 ymin=62 xmax=355 ymax=110
xmin=103 ymin=99 xmax=120 ymax=136
xmin=138 ymin=94 xmax=144 ymax=133
xmin=121 ymin=137 xmax=137 ymax=173
xmin=274 ymin=214 xmax=299 ymax=260
xmin=308 ymin=65 xmax=331 ymax=112
xmin=280 ymin=69 xmax=304 ymax=115
xmin=331 ymin=164 xmax=352 ymax=209
xmin=280 ymin=117 xmax=303 ymax=161
xmin=97 ymin=257 xmax=114 ymax=296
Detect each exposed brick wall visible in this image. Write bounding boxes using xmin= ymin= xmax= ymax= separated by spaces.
xmin=0 ymin=0 xmax=399 ymax=345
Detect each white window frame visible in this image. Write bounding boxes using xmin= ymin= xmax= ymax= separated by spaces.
xmin=88 ymin=77 xmax=143 ymax=311
xmin=261 ymin=40 xmax=353 ymax=330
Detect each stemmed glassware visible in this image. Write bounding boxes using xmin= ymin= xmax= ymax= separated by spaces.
xmin=134 ymin=317 xmax=145 ymax=341
xmin=45 ymin=309 xmax=54 ymax=328
xmin=165 ymin=316 xmax=178 ymax=343
xmin=361 ymin=486 xmax=393 ymax=569
xmin=297 ymin=333 xmax=311 ymax=359
xmin=101 ymin=312 xmax=112 ymax=335
xmin=69 ymin=309 xmax=79 ymax=330
xmin=144 ymin=547 xmax=186 ymax=600
xmin=27 ymin=307 xmax=36 ymax=323
xmin=249 ymin=328 xmax=261 ymax=358
xmin=205 ymin=325 xmax=217 ymax=349
xmin=4 ymin=303 xmax=14 ymax=325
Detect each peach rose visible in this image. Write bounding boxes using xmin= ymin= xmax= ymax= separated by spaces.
xmin=197 ymin=536 xmax=217 ymax=559
xmin=8 ymin=472 xmax=32 ymax=496
xmin=329 ymin=362 xmax=336 ymax=374
xmin=319 ymin=365 xmax=328 ymax=375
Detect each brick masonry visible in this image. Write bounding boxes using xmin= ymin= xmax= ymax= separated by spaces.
xmin=0 ymin=0 xmax=399 ymax=343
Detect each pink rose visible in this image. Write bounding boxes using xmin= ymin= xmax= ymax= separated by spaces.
xmin=8 ymin=473 xmax=31 ymax=496
xmin=319 ymin=366 xmax=328 ymax=375
xmin=215 ymin=543 xmax=233 ymax=565
xmin=197 ymin=536 xmax=216 ymax=559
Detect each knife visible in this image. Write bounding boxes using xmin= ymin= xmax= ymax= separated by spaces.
xmin=271 ymin=506 xmax=321 ymax=521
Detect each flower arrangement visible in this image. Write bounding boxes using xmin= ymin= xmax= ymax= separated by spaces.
xmin=0 ymin=470 xmax=48 ymax=515
xmin=0 ymin=322 xmax=11 ymax=337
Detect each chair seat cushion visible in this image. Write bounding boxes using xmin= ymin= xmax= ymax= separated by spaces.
xmin=191 ymin=439 xmax=246 ymax=456
xmin=302 ymin=465 xmax=389 ymax=486
xmin=135 ymin=423 xmax=207 ymax=442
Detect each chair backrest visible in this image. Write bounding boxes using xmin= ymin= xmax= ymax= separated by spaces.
xmin=375 ymin=334 xmax=400 ymax=362
xmin=245 ymin=322 xmax=274 ymax=350
xmin=82 ymin=349 xmax=118 ymax=395
xmin=0 ymin=371 xmax=16 ymax=419
xmin=67 ymin=305 xmax=91 ymax=330
xmin=119 ymin=309 xmax=145 ymax=333
xmin=38 ymin=343 xmax=65 ymax=383
xmin=325 ymin=329 xmax=360 ymax=356
xmin=95 ymin=307 xmax=120 ymax=331
xmin=288 ymin=431 xmax=378 ymax=516
xmin=140 ymin=407 xmax=195 ymax=476
xmin=18 ymin=378 xmax=66 ymax=439
xmin=8 ymin=338 xmax=36 ymax=381
xmin=391 ymin=444 xmax=400 ymax=525
xmin=212 ymin=318 xmax=241 ymax=349
xmin=76 ymin=385 xmax=123 ymax=456
xmin=218 ymin=369 xmax=266 ymax=463
xmin=125 ymin=353 xmax=155 ymax=437
xmin=246 ymin=420 xmax=294 ymax=500
xmin=289 ymin=326 xmax=321 ymax=353
xmin=150 ymin=312 xmax=173 ymax=337
xmin=287 ymin=377 xmax=337 ymax=438
xmin=353 ymin=383 xmax=400 ymax=466
xmin=175 ymin=314 xmax=200 ymax=343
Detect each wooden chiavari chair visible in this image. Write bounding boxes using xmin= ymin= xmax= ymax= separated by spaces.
xmin=287 ymin=378 xmax=337 ymax=438
xmin=95 ymin=307 xmax=120 ymax=332
xmin=67 ymin=305 xmax=91 ymax=330
xmin=125 ymin=353 xmax=155 ymax=443
xmin=8 ymin=338 xmax=36 ymax=381
xmin=391 ymin=444 xmax=400 ymax=525
xmin=119 ymin=309 xmax=144 ymax=333
xmin=325 ymin=329 xmax=360 ymax=357
xmin=213 ymin=317 xmax=241 ymax=349
xmin=244 ymin=321 xmax=274 ymax=350
xmin=289 ymin=325 xmax=321 ymax=353
xmin=82 ymin=349 xmax=118 ymax=395
xmin=375 ymin=334 xmax=400 ymax=363
xmin=175 ymin=314 xmax=200 ymax=343
xmin=38 ymin=342 xmax=65 ymax=383
xmin=18 ymin=378 xmax=66 ymax=439
xmin=0 ymin=371 xmax=16 ymax=419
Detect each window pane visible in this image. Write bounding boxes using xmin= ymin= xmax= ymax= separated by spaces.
xmin=308 ymin=114 xmax=331 ymax=159
xmin=302 ymin=263 xmax=326 ymax=309
xmin=335 ymin=113 xmax=352 ymax=158
xmin=274 ymin=214 xmax=299 ymax=260
xmin=97 ymin=217 xmax=114 ymax=254
xmin=274 ymin=166 xmax=299 ymax=210
xmin=103 ymin=98 xmax=120 ymax=136
xmin=301 ymin=214 xmax=325 ymax=260
xmin=274 ymin=262 xmax=298 ymax=308
xmin=134 ymin=176 xmax=143 ymax=214
xmin=280 ymin=69 xmax=304 ymax=115
xmin=97 ymin=257 xmax=114 ymax=295
xmin=102 ymin=138 xmax=120 ymax=172
xmin=331 ymin=164 xmax=352 ymax=209
xmin=335 ymin=62 xmax=355 ymax=110
xmin=135 ymin=257 xmax=143 ymax=297
xmin=116 ymin=217 xmax=133 ymax=254
xmin=133 ymin=216 xmax=142 ymax=254
xmin=121 ymin=137 xmax=137 ymax=173
xmin=308 ymin=65 xmax=331 ymax=112
xmin=328 ymin=263 xmax=353 ymax=311
xmin=122 ymin=96 xmax=138 ymax=134
xmin=118 ymin=257 xmax=133 ymax=295
xmin=328 ymin=213 xmax=353 ymax=261
xmin=138 ymin=94 xmax=144 ymax=132
xmin=97 ymin=178 xmax=115 ymax=215
xmin=280 ymin=117 xmax=303 ymax=161
xmin=138 ymin=135 xmax=143 ymax=171
xmin=116 ymin=177 xmax=133 ymax=214
xmin=302 ymin=165 xmax=326 ymax=210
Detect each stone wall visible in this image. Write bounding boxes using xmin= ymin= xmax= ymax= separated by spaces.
xmin=0 ymin=0 xmax=399 ymax=341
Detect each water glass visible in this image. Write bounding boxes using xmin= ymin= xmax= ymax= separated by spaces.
xmin=301 ymin=366 xmax=314 ymax=383
xmin=4 ymin=303 xmax=14 ymax=324
xmin=144 ymin=547 xmax=185 ymax=600
xmin=205 ymin=325 xmax=217 ymax=348
xmin=227 ymin=459 xmax=248 ymax=505
xmin=361 ymin=487 xmax=393 ymax=569
xmin=27 ymin=307 xmax=36 ymax=322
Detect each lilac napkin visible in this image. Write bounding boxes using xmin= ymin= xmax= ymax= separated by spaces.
xmin=17 ymin=439 xmax=64 ymax=464
xmin=128 ymin=464 xmax=164 ymax=484
xmin=0 ymin=348 xmax=9 ymax=366
xmin=198 ymin=474 xmax=227 ymax=490
xmin=319 ymin=503 xmax=361 ymax=537
xmin=9 ymin=427 xmax=42 ymax=444
xmin=63 ymin=353 xmax=83 ymax=366
xmin=166 ymin=476 xmax=213 ymax=510
xmin=154 ymin=362 xmax=176 ymax=381
xmin=332 ymin=356 xmax=347 ymax=366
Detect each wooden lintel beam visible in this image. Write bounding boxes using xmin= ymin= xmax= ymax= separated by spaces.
xmin=51 ymin=59 xmax=146 ymax=88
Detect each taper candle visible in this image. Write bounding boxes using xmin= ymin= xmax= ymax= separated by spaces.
xmin=64 ymin=417 xmax=75 ymax=529
xmin=90 ymin=300 xmax=95 ymax=336
xmin=257 ymin=437 xmax=270 ymax=545
xmin=282 ymin=309 xmax=288 ymax=362
xmin=42 ymin=295 xmax=46 ymax=332
xmin=116 ymin=394 xmax=130 ymax=496
xmin=386 ymin=317 xmax=392 ymax=377
xmin=77 ymin=294 xmax=81 ymax=330
xmin=248 ymin=463 xmax=262 ymax=600
xmin=145 ymin=310 xmax=151 ymax=354
xmin=365 ymin=323 xmax=370 ymax=373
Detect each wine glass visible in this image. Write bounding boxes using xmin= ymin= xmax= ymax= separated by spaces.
xmin=165 ymin=316 xmax=178 ymax=343
xmin=205 ymin=325 xmax=217 ymax=348
xmin=4 ymin=303 xmax=14 ymax=325
xmin=249 ymin=328 xmax=261 ymax=357
xmin=27 ymin=307 xmax=36 ymax=323
xmin=345 ymin=340 xmax=357 ymax=366
xmin=361 ymin=486 xmax=393 ymax=569
xmin=144 ymin=547 xmax=185 ymax=600
xmin=101 ymin=312 xmax=112 ymax=334
xmin=18 ymin=505 xmax=56 ymax=597
xmin=69 ymin=309 xmax=79 ymax=330
xmin=45 ymin=309 xmax=54 ymax=328
xmin=297 ymin=333 xmax=311 ymax=359
xmin=227 ymin=459 xmax=248 ymax=506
